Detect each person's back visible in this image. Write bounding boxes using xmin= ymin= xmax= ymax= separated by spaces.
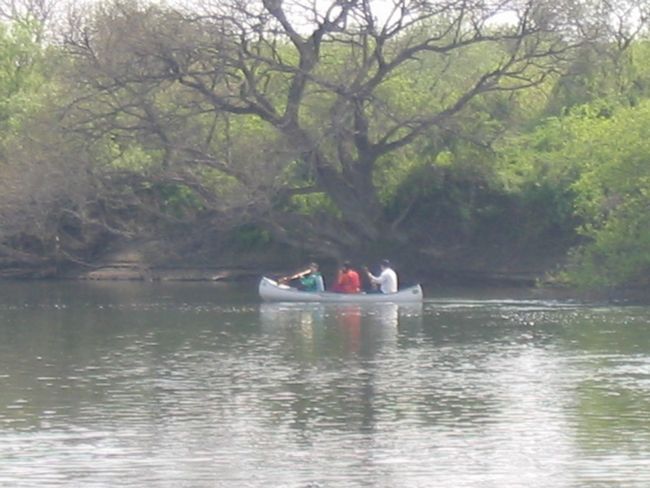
xmin=378 ymin=267 xmax=397 ymax=293
xmin=365 ymin=259 xmax=398 ymax=293
xmin=299 ymin=263 xmax=325 ymax=292
xmin=346 ymin=268 xmax=361 ymax=293
xmin=300 ymin=272 xmax=324 ymax=292
xmin=334 ymin=262 xmax=361 ymax=293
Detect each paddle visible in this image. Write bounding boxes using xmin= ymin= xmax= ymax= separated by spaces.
xmin=278 ymin=267 xmax=311 ymax=285
xmin=362 ymin=265 xmax=381 ymax=292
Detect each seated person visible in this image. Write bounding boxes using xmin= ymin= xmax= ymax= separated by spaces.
xmin=364 ymin=259 xmax=398 ymax=293
xmin=279 ymin=262 xmax=324 ymax=292
xmin=332 ymin=261 xmax=361 ymax=293
xmin=299 ymin=262 xmax=325 ymax=292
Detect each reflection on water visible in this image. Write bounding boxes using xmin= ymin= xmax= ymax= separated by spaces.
xmin=1 ymin=282 xmax=650 ymax=487
xmin=259 ymin=302 xmax=422 ymax=354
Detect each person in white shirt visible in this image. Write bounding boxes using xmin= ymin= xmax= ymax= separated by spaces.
xmin=364 ymin=259 xmax=398 ymax=293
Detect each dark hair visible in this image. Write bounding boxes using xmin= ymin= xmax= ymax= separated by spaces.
xmin=381 ymin=259 xmax=391 ymax=267
xmin=343 ymin=260 xmax=352 ymax=269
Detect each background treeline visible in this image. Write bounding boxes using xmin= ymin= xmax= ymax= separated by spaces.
xmin=1 ymin=0 xmax=650 ymax=288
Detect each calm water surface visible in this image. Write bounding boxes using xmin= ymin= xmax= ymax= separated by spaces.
xmin=1 ymin=281 xmax=649 ymax=487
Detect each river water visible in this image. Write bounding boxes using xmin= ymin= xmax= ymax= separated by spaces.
xmin=1 ymin=281 xmax=649 ymax=487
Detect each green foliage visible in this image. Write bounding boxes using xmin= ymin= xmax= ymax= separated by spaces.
xmin=569 ymin=208 xmax=650 ymax=288
xmin=226 ymin=224 xmax=272 ymax=251
xmin=498 ymin=94 xmax=650 ymax=287
xmin=157 ymin=183 xmax=204 ymax=217
xmin=289 ymin=193 xmax=340 ymax=217
xmin=0 ymin=20 xmax=49 ymax=149
xmin=99 ymin=138 xmax=162 ymax=172
xmin=386 ymin=151 xmax=497 ymax=238
xmin=566 ymin=101 xmax=650 ymax=287
xmin=496 ymin=112 xmax=584 ymax=240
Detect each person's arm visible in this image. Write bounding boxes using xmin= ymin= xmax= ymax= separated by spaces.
xmin=363 ymin=267 xmax=381 ymax=291
xmin=332 ymin=269 xmax=343 ymax=292
xmin=279 ymin=267 xmax=310 ymax=284
xmin=335 ymin=269 xmax=343 ymax=284
xmin=315 ymin=274 xmax=325 ymax=292
xmin=300 ymin=274 xmax=316 ymax=290
xmin=364 ymin=267 xmax=380 ymax=284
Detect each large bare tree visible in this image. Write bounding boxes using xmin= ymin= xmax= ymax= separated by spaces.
xmin=63 ymin=0 xmax=597 ymax=257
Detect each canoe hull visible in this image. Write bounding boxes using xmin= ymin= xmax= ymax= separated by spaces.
xmin=258 ymin=277 xmax=423 ymax=303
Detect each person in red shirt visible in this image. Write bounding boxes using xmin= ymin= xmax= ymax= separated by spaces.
xmin=332 ymin=261 xmax=361 ymax=293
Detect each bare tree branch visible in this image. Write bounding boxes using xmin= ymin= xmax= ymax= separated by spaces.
xmin=58 ymin=0 xmax=614 ymax=253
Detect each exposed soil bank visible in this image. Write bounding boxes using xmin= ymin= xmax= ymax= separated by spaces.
xmin=2 ymin=249 xmax=649 ymax=303
xmin=0 ymin=258 xmax=548 ymax=286
xmin=0 ymin=239 xmax=567 ymax=287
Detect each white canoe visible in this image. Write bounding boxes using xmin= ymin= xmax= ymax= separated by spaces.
xmin=258 ymin=277 xmax=423 ymax=303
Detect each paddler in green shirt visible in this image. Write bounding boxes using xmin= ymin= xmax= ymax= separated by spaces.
xmin=299 ymin=262 xmax=325 ymax=292
xmin=278 ymin=262 xmax=325 ymax=291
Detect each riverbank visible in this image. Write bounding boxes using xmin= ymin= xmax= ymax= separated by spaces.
xmin=2 ymin=258 xmax=648 ymax=303
xmin=0 ymin=257 xmax=548 ymax=287
xmin=0 ymin=238 xmax=567 ymax=287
